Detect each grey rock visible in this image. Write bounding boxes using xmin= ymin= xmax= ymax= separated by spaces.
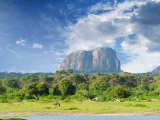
xmin=151 ymin=66 xmax=160 ymax=74
xmin=60 ymin=46 xmax=121 ymax=73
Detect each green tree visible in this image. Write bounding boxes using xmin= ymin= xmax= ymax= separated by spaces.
xmin=0 ymin=79 xmax=6 ymax=95
xmin=39 ymin=75 xmax=54 ymax=88
xmin=132 ymin=84 xmax=149 ymax=96
xmin=19 ymin=74 xmax=38 ymax=88
xmin=149 ymin=82 xmax=160 ymax=96
xmin=153 ymin=74 xmax=160 ymax=82
xmin=109 ymin=87 xmax=129 ymax=100
xmin=58 ymin=78 xmax=76 ymax=99
xmin=55 ymin=70 xmax=66 ymax=75
xmin=66 ymin=68 xmax=73 ymax=74
xmin=2 ymin=77 xmax=19 ymax=88
xmin=67 ymin=73 xmax=86 ymax=86
xmin=120 ymin=72 xmax=137 ymax=88
xmin=109 ymin=73 xmax=120 ymax=87
xmin=89 ymin=80 xmax=108 ymax=91
xmin=22 ymin=82 xmax=49 ymax=100
xmin=77 ymin=83 xmax=89 ymax=91
xmin=137 ymin=74 xmax=153 ymax=86
xmin=53 ymin=83 xmax=61 ymax=95
xmin=36 ymin=82 xmax=49 ymax=96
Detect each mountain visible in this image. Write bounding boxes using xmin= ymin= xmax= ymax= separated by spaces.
xmin=151 ymin=66 xmax=160 ymax=74
xmin=60 ymin=46 xmax=121 ymax=74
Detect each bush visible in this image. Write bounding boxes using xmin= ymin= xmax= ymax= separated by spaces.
xmin=138 ymin=96 xmax=147 ymax=100
xmin=157 ymin=95 xmax=160 ymax=100
xmin=133 ymin=104 xmax=147 ymax=107
xmin=66 ymin=106 xmax=79 ymax=110
xmin=128 ymin=97 xmax=136 ymax=101
xmin=63 ymin=96 xmax=73 ymax=102
xmin=23 ymin=94 xmax=35 ymax=100
xmin=83 ymin=91 xmax=97 ymax=100
xmin=97 ymin=96 xmax=106 ymax=102
xmin=106 ymin=97 xmax=111 ymax=102
xmin=48 ymin=94 xmax=55 ymax=99
xmin=125 ymin=103 xmax=133 ymax=107
xmin=27 ymin=100 xmax=35 ymax=102
xmin=43 ymin=107 xmax=52 ymax=109
xmin=14 ymin=98 xmax=23 ymax=102
xmin=0 ymin=99 xmax=8 ymax=103
xmin=77 ymin=96 xmax=83 ymax=102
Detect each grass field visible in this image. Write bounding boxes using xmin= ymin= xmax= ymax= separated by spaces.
xmin=0 ymin=99 xmax=160 ymax=115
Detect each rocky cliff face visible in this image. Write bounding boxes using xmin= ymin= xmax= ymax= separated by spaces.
xmin=151 ymin=66 xmax=160 ymax=74
xmin=60 ymin=47 xmax=121 ymax=73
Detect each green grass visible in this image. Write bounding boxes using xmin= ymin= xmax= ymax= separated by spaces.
xmin=0 ymin=99 xmax=160 ymax=114
xmin=0 ymin=116 xmax=26 ymax=120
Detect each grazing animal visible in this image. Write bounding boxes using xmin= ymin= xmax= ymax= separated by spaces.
xmin=53 ymin=101 xmax=60 ymax=107
xmin=113 ymin=98 xmax=121 ymax=102
xmin=92 ymin=97 xmax=98 ymax=101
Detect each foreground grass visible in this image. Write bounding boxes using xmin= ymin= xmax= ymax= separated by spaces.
xmin=0 ymin=100 xmax=160 ymax=114
xmin=0 ymin=116 xmax=26 ymax=120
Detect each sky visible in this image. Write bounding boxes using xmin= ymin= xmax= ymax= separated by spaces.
xmin=1 ymin=0 xmax=160 ymax=73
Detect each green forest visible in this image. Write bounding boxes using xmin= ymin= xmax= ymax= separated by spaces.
xmin=0 ymin=71 xmax=54 ymax=79
xmin=0 ymin=69 xmax=160 ymax=103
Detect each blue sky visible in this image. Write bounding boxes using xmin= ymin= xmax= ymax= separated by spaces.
xmin=1 ymin=0 xmax=160 ymax=73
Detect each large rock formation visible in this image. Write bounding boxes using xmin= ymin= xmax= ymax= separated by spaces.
xmin=60 ymin=47 xmax=121 ymax=73
xmin=151 ymin=66 xmax=160 ymax=74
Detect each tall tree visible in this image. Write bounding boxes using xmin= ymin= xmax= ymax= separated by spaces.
xmin=0 ymin=79 xmax=6 ymax=95
xmin=39 ymin=75 xmax=54 ymax=88
xmin=89 ymin=80 xmax=108 ymax=91
xmin=22 ymin=82 xmax=49 ymax=100
xmin=2 ymin=77 xmax=19 ymax=88
xmin=109 ymin=87 xmax=129 ymax=101
xmin=58 ymin=78 xmax=76 ymax=99
xmin=53 ymin=83 xmax=61 ymax=95
xmin=19 ymin=74 xmax=38 ymax=88
xmin=77 ymin=83 xmax=89 ymax=91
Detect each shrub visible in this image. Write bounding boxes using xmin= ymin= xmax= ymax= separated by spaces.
xmin=97 ymin=96 xmax=106 ymax=102
xmin=133 ymin=104 xmax=147 ymax=107
xmin=43 ymin=107 xmax=52 ymax=109
xmin=26 ymin=100 xmax=35 ymax=102
xmin=0 ymin=99 xmax=8 ymax=103
xmin=48 ymin=94 xmax=55 ymax=99
xmin=106 ymin=97 xmax=111 ymax=102
xmin=125 ymin=103 xmax=133 ymax=107
xmin=66 ymin=106 xmax=79 ymax=110
xmin=157 ymin=95 xmax=160 ymax=100
xmin=128 ymin=97 xmax=136 ymax=101
xmin=23 ymin=94 xmax=35 ymax=100
xmin=63 ymin=96 xmax=73 ymax=102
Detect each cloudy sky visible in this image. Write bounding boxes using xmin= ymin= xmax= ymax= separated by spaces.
xmin=1 ymin=0 xmax=160 ymax=73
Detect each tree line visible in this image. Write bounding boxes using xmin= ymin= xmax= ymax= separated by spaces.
xmin=1 ymin=69 xmax=160 ymax=102
xmin=0 ymin=71 xmax=54 ymax=79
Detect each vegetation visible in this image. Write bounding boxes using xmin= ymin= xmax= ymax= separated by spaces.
xmin=0 ymin=79 xmax=6 ymax=95
xmin=73 ymin=67 xmax=121 ymax=75
xmin=0 ymin=72 xmax=54 ymax=79
xmin=0 ymin=100 xmax=160 ymax=114
xmin=1 ymin=69 xmax=160 ymax=114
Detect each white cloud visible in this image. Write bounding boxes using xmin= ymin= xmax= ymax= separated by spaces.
xmin=6 ymin=45 xmax=21 ymax=58
xmin=16 ymin=38 xmax=26 ymax=46
xmin=64 ymin=1 xmax=136 ymax=54
xmin=121 ymin=35 xmax=160 ymax=73
xmin=64 ymin=0 xmax=160 ymax=73
xmin=55 ymin=52 xmax=64 ymax=56
xmin=32 ymin=44 xmax=43 ymax=49
xmin=89 ymin=2 xmax=113 ymax=13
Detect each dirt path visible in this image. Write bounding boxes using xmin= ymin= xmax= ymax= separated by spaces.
xmin=1 ymin=112 xmax=160 ymax=116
